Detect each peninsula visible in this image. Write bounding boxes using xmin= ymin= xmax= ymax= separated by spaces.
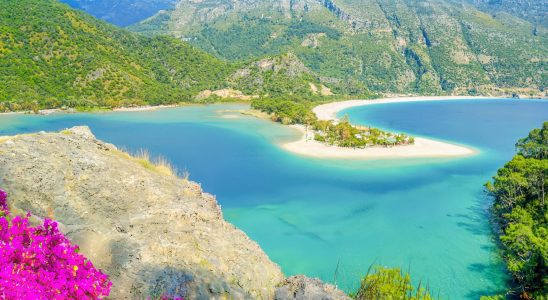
xmin=282 ymin=97 xmax=484 ymax=159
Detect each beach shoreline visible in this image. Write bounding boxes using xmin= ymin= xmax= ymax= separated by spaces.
xmin=312 ymin=96 xmax=494 ymax=121
xmin=282 ymin=124 xmax=477 ymax=159
xmin=0 ymin=104 xmax=181 ymax=116
xmin=281 ymin=96 xmax=494 ymax=159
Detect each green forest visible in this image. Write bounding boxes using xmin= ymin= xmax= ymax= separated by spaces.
xmin=1 ymin=0 xmax=356 ymax=112
xmin=486 ymin=122 xmax=547 ymax=299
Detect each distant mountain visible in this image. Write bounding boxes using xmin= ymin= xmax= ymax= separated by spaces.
xmin=60 ymin=0 xmax=177 ymax=27
xmin=130 ymin=0 xmax=547 ymax=97
xmin=468 ymin=0 xmax=547 ymax=28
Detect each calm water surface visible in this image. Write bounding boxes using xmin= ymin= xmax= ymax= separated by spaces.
xmin=0 ymin=99 xmax=546 ymax=299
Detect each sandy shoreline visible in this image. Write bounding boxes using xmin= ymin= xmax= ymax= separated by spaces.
xmin=282 ymin=96 xmax=492 ymax=159
xmin=312 ymin=96 xmax=493 ymax=121
xmin=283 ymin=125 xmax=477 ymax=159
xmin=0 ymin=104 xmax=179 ymax=115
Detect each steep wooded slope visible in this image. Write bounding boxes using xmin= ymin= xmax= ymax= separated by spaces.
xmin=131 ymin=0 xmax=547 ymax=96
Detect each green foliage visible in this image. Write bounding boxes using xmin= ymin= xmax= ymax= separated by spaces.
xmin=0 ymin=0 xmax=232 ymax=111
xmin=479 ymin=295 xmax=506 ymax=300
xmin=0 ymin=0 xmax=372 ymax=112
xmin=313 ymin=117 xmax=413 ymax=148
xmin=196 ymin=17 xmax=281 ymax=61
xmin=251 ymin=97 xmax=318 ymax=125
xmin=172 ymin=15 xmax=343 ymax=62
xmin=486 ymin=122 xmax=548 ymax=298
xmin=353 ymin=267 xmax=433 ymax=300
xmin=516 ymin=123 xmax=548 ymax=159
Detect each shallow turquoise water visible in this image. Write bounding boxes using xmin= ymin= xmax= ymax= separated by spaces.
xmin=0 ymin=99 xmax=546 ymax=299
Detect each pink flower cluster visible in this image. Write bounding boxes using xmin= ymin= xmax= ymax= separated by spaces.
xmin=0 ymin=189 xmax=111 ymax=299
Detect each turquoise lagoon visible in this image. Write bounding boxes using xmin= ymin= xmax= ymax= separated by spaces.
xmin=0 ymin=99 xmax=547 ymax=299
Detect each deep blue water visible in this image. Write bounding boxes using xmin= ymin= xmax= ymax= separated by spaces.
xmin=0 ymin=99 xmax=546 ymax=299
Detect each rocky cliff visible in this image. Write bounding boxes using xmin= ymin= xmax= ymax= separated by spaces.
xmin=0 ymin=127 xmax=349 ymax=300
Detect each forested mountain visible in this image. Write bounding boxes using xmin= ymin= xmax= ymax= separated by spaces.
xmin=130 ymin=0 xmax=547 ymax=97
xmin=1 ymin=0 xmax=545 ymax=112
xmin=0 ymin=0 xmax=236 ymax=111
xmin=60 ymin=0 xmax=177 ymax=26
xmin=2 ymin=0 xmax=340 ymax=112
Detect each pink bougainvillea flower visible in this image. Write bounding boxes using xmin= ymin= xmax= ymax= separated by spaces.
xmin=0 ymin=189 xmax=111 ymax=299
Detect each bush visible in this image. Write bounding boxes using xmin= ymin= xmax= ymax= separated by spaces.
xmin=353 ymin=267 xmax=433 ymax=300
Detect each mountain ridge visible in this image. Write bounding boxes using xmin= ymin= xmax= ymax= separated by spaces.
xmin=130 ymin=0 xmax=547 ymax=97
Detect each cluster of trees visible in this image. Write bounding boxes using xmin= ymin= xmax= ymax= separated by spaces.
xmin=485 ymin=122 xmax=547 ymax=299
xmin=251 ymin=97 xmax=317 ymax=125
xmin=188 ymin=16 xmax=343 ymax=61
xmin=313 ymin=117 xmax=414 ymax=148
xmin=252 ymin=97 xmax=414 ymax=148
xmin=353 ymin=267 xmax=433 ymax=300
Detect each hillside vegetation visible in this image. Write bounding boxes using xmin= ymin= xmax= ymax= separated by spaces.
xmin=486 ymin=122 xmax=547 ymax=298
xmin=0 ymin=0 xmax=365 ymax=142
xmin=0 ymin=0 xmax=235 ymax=111
xmin=1 ymin=0 xmax=354 ymax=112
xmin=131 ymin=0 xmax=547 ymax=97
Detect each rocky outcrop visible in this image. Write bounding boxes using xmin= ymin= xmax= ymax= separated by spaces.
xmin=0 ymin=127 xmax=284 ymax=299
xmin=0 ymin=126 xmax=351 ymax=299
xmin=275 ymin=276 xmax=351 ymax=300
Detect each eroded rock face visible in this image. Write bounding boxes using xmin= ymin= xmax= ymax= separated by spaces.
xmin=275 ymin=275 xmax=351 ymax=300
xmin=0 ymin=126 xmax=284 ymax=299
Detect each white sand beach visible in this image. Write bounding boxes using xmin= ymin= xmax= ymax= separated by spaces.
xmin=313 ymin=96 xmax=492 ymax=121
xmin=282 ymin=96 xmax=488 ymax=159
xmin=112 ymin=104 xmax=178 ymax=112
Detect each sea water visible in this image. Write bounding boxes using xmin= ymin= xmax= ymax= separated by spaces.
xmin=0 ymin=99 xmax=546 ymax=299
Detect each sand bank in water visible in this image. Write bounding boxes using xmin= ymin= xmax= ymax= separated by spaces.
xmin=282 ymin=96 xmax=489 ymax=159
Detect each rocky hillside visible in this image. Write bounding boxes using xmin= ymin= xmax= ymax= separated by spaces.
xmin=0 ymin=126 xmax=349 ymax=299
xmin=130 ymin=0 xmax=547 ymax=97
xmin=469 ymin=0 xmax=547 ymax=28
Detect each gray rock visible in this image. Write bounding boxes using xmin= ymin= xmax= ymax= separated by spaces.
xmin=275 ymin=275 xmax=351 ymax=300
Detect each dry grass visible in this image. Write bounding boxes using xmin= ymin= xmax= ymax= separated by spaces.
xmin=132 ymin=149 xmax=178 ymax=177
xmin=112 ymin=148 xmax=183 ymax=178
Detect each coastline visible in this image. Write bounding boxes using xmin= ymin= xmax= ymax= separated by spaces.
xmin=0 ymin=104 xmax=180 ymax=116
xmin=312 ymin=96 xmax=494 ymax=121
xmin=281 ymin=96 xmax=491 ymax=159
xmin=0 ymin=96 xmax=527 ymax=160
